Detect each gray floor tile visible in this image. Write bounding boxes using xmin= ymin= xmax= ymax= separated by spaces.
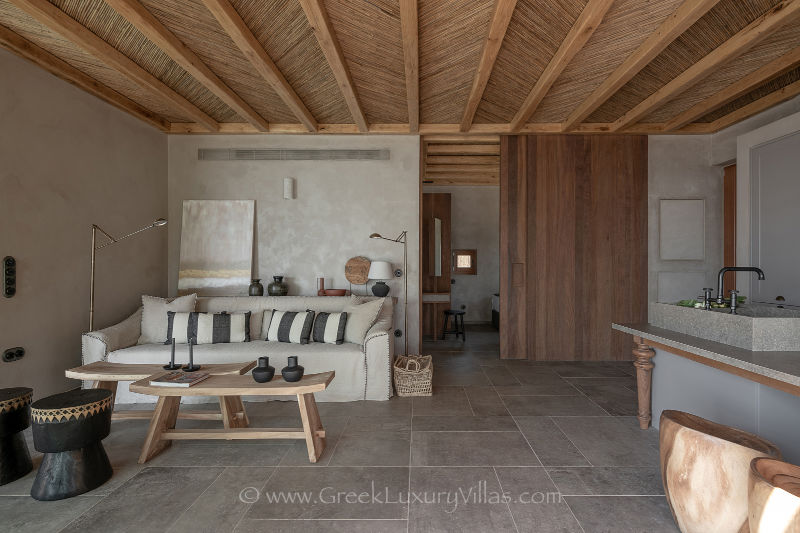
xmin=502 ymin=395 xmax=609 ymax=416
xmin=0 ymin=495 xmax=101 ymax=533
xmin=148 ymin=442 xmax=290 ymax=467
xmin=481 ymin=365 xmax=521 ymax=386
xmin=61 ymin=467 xmax=225 ymax=533
xmin=246 ymin=466 xmax=408 ymax=519
xmin=546 ymin=466 xmax=664 ymax=495
xmin=167 ymin=467 xmax=274 ymax=533
xmin=279 ymin=416 xmax=350 ymax=466
xmin=432 ymin=365 xmax=492 ymax=387
xmin=514 ymin=417 xmax=590 ymax=467
xmin=565 ymin=379 xmax=638 ymax=416
xmin=565 ymin=496 xmax=679 ymax=532
xmin=408 ymin=467 xmax=517 ymax=533
xmin=411 ymin=431 xmax=540 ymax=466
xmin=329 ymin=433 xmax=411 ymax=466
xmin=412 ymin=415 xmax=518 ymax=432
xmin=548 ymin=363 xmax=630 ymax=378
xmin=464 ymin=386 xmax=510 ymax=416
xmin=552 ymin=417 xmax=659 ymax=466
xmin=494 ymin=381 xmax=580 ymax=396
xmin=412 ymin=388 xmax=473 ymax=416
xmin=317 ymin=399 xmax=413 ymax=418
xmin=494 ymin=467 xmax=583 ymax=533
xmin=235 ymin=519 xmax=408 ymax=532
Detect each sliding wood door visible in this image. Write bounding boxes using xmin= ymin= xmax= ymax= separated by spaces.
xmin=500 ymin=135 xmax=647 ymax=361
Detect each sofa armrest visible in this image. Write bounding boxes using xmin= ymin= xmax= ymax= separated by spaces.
xmin=81 ymin=307 xmax=142 ymax=365
xmin=363 ymin=300 xmax=394 ymax=400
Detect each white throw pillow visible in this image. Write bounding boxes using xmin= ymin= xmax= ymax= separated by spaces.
xmin=343 ymin=298 xmax=384 ymax=345
xmin=137 ymin=294 xmax=197 ymax=345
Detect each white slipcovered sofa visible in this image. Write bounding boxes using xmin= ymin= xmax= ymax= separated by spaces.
xmin=81 ymin=296 xmax=394 ymax=403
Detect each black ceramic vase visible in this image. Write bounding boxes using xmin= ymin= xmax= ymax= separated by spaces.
xmin=249 ymin=279 xmax=264 ymax=296
xmin=371 ymin=281 xmax=390 ymax=297
xmin=281 ymin=356 xmax=304 ymax=382
xmin=267 ymin=276 xmax=289 ymax=296
xmin=252 ymin=357 xmax=275 ymax=383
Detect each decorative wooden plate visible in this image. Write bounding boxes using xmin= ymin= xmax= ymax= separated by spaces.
xmin=345 ymin=256 xmax=371 ymax=285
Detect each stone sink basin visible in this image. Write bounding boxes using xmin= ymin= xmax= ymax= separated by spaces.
xmin=650 ymin=302 xmax=800 ymax=351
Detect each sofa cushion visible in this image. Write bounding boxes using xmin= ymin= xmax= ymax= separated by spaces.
xmin=265 ymin=311 xmax=314 ymax=344
xmin=166 ymin=311 xmax=251 ymax=344
xmin=312 ymin=312 xmax=348 ymax=345
xmin=344 ymin=298 xmax=384 ymax=345
xmin=138 ymin=294 xmax=197 ymax=345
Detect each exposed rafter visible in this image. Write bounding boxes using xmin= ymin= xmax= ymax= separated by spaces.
xmin=7 ymin=0 xmax=219 ymax=131
xmin=509 ymin=0 xmax=614 ymax=132
xmin=0 ymin=24 xmax=169 ymax=131
xmin=612 ymin=0 xmax=800 ymax=131
xmin=664 ymin=46 xmax=800 ymax=131
xmin=298 ymin=0 xmax=368 ymax=132
xmin=708 ymin=78 xmax=800 ymax=131
xmin=399 ymin=0 xmax=419 ymax=132
xmin=201 ymin=0 xmax=317 ymax=132
xmin=562 ymin=0 xmax=722 ymax=131
xmin=104 ymin=0 xmax=269 ymax=131
xmin=460 ymin=0 xmax=517 ymax=132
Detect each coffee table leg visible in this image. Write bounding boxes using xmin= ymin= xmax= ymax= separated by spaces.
xmin=297 ymin=393 xmax=325 ymax=463
xmin=138 ymin=396 xmax=180 ymax=464
xmin=231 ymin=396 xmax=249 ymax=427
xmin=219 ymin=396 xmax=247 ymax=435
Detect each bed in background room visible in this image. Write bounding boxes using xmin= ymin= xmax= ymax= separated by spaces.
xmin=491 ymin=293 xmax=499 ymax=330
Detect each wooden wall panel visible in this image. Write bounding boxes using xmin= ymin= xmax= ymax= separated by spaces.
xmin=723 ymin=164 xmax=737 ymax=291
xmin=421 ymin=193 xmax=451 ymax=294
xmin=500 ymin=134 xmax=647 ymax=361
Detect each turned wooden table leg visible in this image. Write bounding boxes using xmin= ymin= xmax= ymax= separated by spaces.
xmin=632 ymin=336 xmax=655 ymax=429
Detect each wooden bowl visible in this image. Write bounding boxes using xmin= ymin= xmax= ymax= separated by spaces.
xmin=749 ymin=457 xmax=800 ymax=533
xmin=324 ymin=289 xmax=347 ymax=296
xmin=660 ymin=410 xmax=781 ymax=533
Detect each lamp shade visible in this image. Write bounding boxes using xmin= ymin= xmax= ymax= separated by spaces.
xmin=368 ymin=261 xmax=393 ymax=280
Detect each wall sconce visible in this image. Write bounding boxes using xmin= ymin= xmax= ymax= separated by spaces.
xmin=283 ymin=177 xmax=295 ymax=200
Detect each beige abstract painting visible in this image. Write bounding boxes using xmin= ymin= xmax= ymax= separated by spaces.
xmin=178 ymin=200 xmax=254 ymax=296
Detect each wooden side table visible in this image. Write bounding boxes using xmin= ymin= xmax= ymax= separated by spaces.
xmin=0 ymin=387 xmax=33 ymax=486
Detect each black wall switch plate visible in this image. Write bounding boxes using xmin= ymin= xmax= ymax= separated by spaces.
xmin=3 ymin=256 xmax=16 ymax=298
xmin=2 ymin=347 xmax=24 ymax=362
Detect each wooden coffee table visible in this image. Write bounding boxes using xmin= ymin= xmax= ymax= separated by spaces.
xmin=65 ymin=361 xmax=256 ymax=422
xmin=129 ymin=371 xmax=335 ymax=464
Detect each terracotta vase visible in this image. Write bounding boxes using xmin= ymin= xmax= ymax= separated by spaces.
xmin=749 ymin=457 xmax=800 ymax=533
xmin=660 ymin=410 xmax=781 ymax=533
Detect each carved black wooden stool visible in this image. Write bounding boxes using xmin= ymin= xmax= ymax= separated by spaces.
xmin=30 ymin=389 xmax=113 ymax=500
xmin=0 ymin=387 xmax=33 ymax=486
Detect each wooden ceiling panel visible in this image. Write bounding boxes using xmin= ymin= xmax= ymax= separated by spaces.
xmin=529 ymin=0 xmax=683 ymax=123
xmin=643 ymin=23 xmax=800 ymax=123
xmin=700 ymin=65 xmax=800 ymax=122
xmin=474 ymin=0 xmax=587 ymax=124
xmin=230 ymin=0 xmax=350 ymax=123
xmin=50 ymin=0 xmax=240 ymax=122
xmin=137 ymin=0 xmax=297 ymax=123
xmin=0 ymin=0 xmax=188 ymax=121
xmin=418 ymin=0 xmax=494 ymax=124
xmin=324 ymin=0 xmax=407 ymax=124
xmin=586 ymin=0 xmax=783 ymax=123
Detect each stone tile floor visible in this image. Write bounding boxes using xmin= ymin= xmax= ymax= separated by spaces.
xmin=0 ymin=324 xmax=678 ymax=532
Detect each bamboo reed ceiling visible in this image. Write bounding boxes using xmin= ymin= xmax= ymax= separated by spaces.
xmin=1 ymin=0 xmax=799 ymax=134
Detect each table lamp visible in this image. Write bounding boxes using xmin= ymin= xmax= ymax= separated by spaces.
xmin=368 ymin=261 xmax=394 ymax=297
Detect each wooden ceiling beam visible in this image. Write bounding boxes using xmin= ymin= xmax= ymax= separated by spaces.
xmin=708 ymin=78 xmax=800 ymax=132
xmin=8 ymin=0 xmax=218 ymax=131
xmin=399 ymin=0 xmax=419 ymax=132
xmin=105 ymin=0 xmax=268 ymax=131
xmin=562 ymin=0 xmax=722 ymax=131
xmin=612 ymin=0 xmax=800 ymax=131
xmin=201 ymin=0 xmax=317 ymax=132
xmin=0 ymin=24 xmax=170 ymax=131
xmin=664 ymin=46 xmax=800 ymax=131
xmin=460 ymin=0 xmax=518 ymax=132
xmin=298 ymin=0 xmax=368 ymax=132
xmin=509 ymin=0 xmax=614 ymax=132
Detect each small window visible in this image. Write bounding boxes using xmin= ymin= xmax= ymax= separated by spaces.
xmin=453 ymin=249 xmax=477 ymax=275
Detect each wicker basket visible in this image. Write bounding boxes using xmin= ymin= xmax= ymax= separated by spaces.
xmin=393 ymin=355 xmax=433 ymax=397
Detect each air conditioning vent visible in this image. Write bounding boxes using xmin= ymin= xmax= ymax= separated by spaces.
xmin=198 ymin=148 xmax=390 ymax=161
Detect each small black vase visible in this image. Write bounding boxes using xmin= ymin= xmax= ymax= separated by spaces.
xmin=267 ymin=276 xmax=289 ymax=296
xmin=281 ymin=356 xmax=304 ymax=382
xmin=249 ymin=279 xmax=264 ymax=296
xmin=371 ymin=281 xmax=390 ymax=297
xmin=252 ymin=356 xmax=275 ymax=383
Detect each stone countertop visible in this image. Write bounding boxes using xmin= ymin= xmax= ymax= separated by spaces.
xmin=613 ymin=323 xmax=800 ymax=388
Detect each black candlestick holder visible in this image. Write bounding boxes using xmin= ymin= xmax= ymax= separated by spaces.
xmin=183 ymin=337 xmax=201 ymax=372
xmin=163 ymin=338 xmax=182 ymax=370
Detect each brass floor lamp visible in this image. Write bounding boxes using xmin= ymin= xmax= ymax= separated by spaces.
xmin=90 ymin=218 xmax=167 ymax=331
xmin=369 ymin=230 xmax=407 ymax=355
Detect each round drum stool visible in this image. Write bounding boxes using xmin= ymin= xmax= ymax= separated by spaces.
xmin=30 ymin=389 xmax=113 ymax=501
xmin=749 ymin=457 xmax=800 ymax=533
xmin=0 ymin=387 xmax=33 ymax=485
xmin=660 ymin=410 xmax=781 ymax=533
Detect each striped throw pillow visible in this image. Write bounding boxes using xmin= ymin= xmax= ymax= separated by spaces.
xmin=312 ymin=312 xmax=348 ymax=345
xmin=265 ymin=310 xmax=315 ymax=344
xmin=165 ymin=311 xmax=251 ymax=344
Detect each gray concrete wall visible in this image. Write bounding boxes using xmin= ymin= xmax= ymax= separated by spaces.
xmin=0 ymin=49 xmax=168 ymax=397
xmin=423 ymin=186 xmax=499 ymax=322
xmin=648 ymin=136 xmax=723 ymax=312
xmin=168 ymin=135 xmax=421 ymax=353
